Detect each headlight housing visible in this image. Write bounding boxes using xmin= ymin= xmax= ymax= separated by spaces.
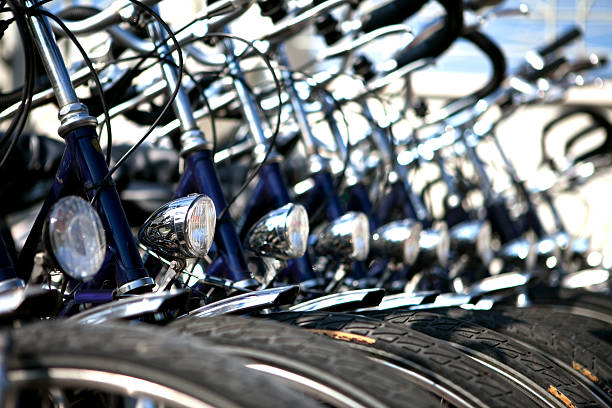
xmin=417 ymin=223 xmax=450 ymax=267
xmin=314 ymin=212 xmax=370 ymax=261
xmin=47 ymin=196 xmax=106 ymax=280
xmin=371 ymin=219 xmax=422 ymax=264
xmin=139 ymin=194 xmax=216 ymax=259
xmin=245 ymin=203 xmax=309 ymax=259
xmin=450 ymin=220 xmax=493 ymax=264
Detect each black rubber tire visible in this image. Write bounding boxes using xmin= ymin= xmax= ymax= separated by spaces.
xmin=267 ymin=311 xmax=548 ymax=408
xmin=428 ymin=306 xmax=612 ymax=400
xmin=168 ymin=315 xmax=443 ymax=408
xmin=514 ymin=286 xmax=612 ymax=324
xmin=364 ymin=309 xmax=609 ymax=408
xmin=6 ymin=320 xmax=322 ymax=408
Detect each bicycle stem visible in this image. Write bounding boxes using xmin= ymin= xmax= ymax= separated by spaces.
xmin=20 ymin=0 xmax=153 ymax=293
xmin=146 ymin=13 xmax=251 ymax=283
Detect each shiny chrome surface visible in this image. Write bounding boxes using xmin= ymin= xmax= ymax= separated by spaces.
xmin=246 ymin=204 xmax=309 ymax=260
xmin=184 ymin=286 xmax=299 ymax=318
xmin=499 ymin=237 xmax=536 ymax=270
xmin=246 ymin=364 xmax=368 ymax=408
xmin=356 ymin=291 xmax=439 ymax=311
xmin=410 ymin=293 xmax=475 ymax=310
xmin=26 ymin=0 xmax=78 ymax=108
xmin=288 ymin=288 xmax=385 ymax=312
xmin=7 ymin=368 xmax=214 ymax=408
xmin=314 ymin=212 xmax=370 ymax=261
xmin=534 ymin=236 xmax=561 ymax=268
xmin=370 ymin=219 xmax=422 ymax=264
xmin=139 ymin=195 xmax=216 ymax=259
xmin=317 ymin=25 xmax=412 ymax=61
xmin=466 ymin=272 xmax=532 ymax=296
xmin=416 ymin=224 xmax=450 ymax=267
xmin=260 ymin=0 xmax=353 ymax=44
xmin=116 ymin=277 xmax=155 ymax=295
xmin=0 ymin=279 xmax=25 ymax=294
xmin=561 ymin=268 xmax=610 ymax=290
xmin=450 ymin=220 xmax=493 ymax=264
xmin=68 ymin=291 xmax=188 ymax=324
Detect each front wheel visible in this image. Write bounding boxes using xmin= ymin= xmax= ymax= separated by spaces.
xmin=3 ymin=320 xmax=321 ymax=408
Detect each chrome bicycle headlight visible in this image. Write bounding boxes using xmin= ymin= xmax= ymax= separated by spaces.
xmin=450 ymin=220 xmax=493 ymax=264
xmin=47 ymin=196 xmax=106 ymax=280
xmin=139 ymin=194 xmax=216 ymax=259
xmin=499 ymin=237 xmax=536 ymax=270
xmin=245 ymin=203 xmax=309 ymax=259
xmin=315 ymin=212 xmax=370 ymax=261
xmin=371 ymin=219 xmax=422 ymax=264
xmin=417 ymin=223 xmax=450 ymax=267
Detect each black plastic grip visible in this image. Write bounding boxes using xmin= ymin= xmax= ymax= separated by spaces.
xmin=462 ymin=31 xmax=506 ymax=99
xmin=360 ymin=0 xmax=428 ymax=33
xmin=393 ymin=0 xmax=463 ymax=68
xmin=536 ymin=26 xmax=582 ymax=57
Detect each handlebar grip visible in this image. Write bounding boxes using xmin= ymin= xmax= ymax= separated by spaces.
xmin=525 ymin=56 xmax=567 ymax=81
xmin=537 ymin=26 xmax=582 ymax=57
xmin=462 ymin=30 xmax=506 ymax=99
xmin=360 ymin=0 xmax=428 ymax=33
xmin=393 ymin=0 xmax=463 ymax=68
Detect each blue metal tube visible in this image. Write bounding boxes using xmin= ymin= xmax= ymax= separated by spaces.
xmin=74 ymin=289 xmax=114 ymax=304
xmin=17 ymin=146 xmax=76 ymax=280
xmin=179 ymin=149 xmax=249 ymax=281
xmin=0 ymin=234 xmax=16 ymax=282
xmin=304 ymin=171 xmax=344 ymax=222
xmin=347 ymin=183 xmax=379 ymax=231
xmin=70 ymin=127 xmax=148 ymax=287
xmin=239 ymin=162 xmax=291 ymax=240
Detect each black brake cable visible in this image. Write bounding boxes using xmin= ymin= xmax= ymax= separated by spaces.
xmin=90 ymin=0 xmax=183 ymax=206
xmin=204 ymin=32 xmax=283 ymax=222
xmin=0 ymin=0 xmax=35 ymax=171
xmin=33 ymin=8 xmax=114 ymax=166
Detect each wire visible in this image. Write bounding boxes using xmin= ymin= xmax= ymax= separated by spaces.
xmin=91 ymin=0 xmax=184 ymax=205
xmin=206 ymin=32 xmax=283 ymax=222
xmin=33 ymin=9 xmax=114 ymax=166
xmin=0 ymin=0 xmax=35 ymax=171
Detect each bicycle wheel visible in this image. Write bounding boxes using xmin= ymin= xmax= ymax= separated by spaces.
xmin=514 ymin=286 xmax=612 ymax=324
xmin=4 ymin=320 xmax=322 ymax=408
xmin=168 ymin=314 xmax=443 ymax=408
xmin=267 ymin=311 xmax=547 ymax=408
xmin=364 ymin=309 xmax=609 ymax=408
xmin=430 ymin=306 xmax=612 ymax=400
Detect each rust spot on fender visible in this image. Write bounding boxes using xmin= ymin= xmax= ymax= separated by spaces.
xmin=308 ymin=329 xmax=376 ymax=345
xmin=572 ymin=361 xmax=600 ymax=383
xmin=547 ymin=385 xmax=576 ymax=408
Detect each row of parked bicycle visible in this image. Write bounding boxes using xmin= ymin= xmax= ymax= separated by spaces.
xmin=0 ymin=0 xmax=610 ymax=406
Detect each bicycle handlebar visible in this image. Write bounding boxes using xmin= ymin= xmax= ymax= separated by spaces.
xmin=393 ymin=0 xmax=464 ymax=68
xmin=461 ymin=30 xmax=506 ymax=100
xmin=359 ymin=0 xmax=427 ymax=33
xmin=536 ymin=26 xmax=582 ymax=57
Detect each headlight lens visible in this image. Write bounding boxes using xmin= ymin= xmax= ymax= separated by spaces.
xmin=185 ymin=195 xmax=217 ymax=257
xmin=286 ymin=204 xmax=309 ymax=257
xmin=47 ymin=196 xmax=106 ymax=280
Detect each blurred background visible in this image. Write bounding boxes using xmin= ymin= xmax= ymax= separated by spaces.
xmin=1 ymin=0 xmax=611 ymax=261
